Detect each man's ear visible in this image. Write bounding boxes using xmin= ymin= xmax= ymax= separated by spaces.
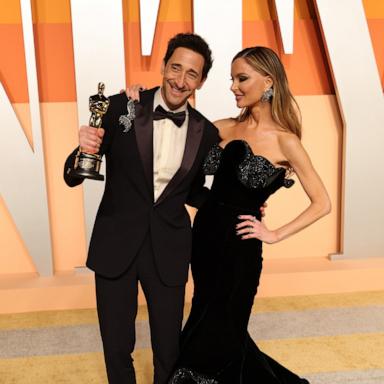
xmin=160 ymin=61 xmax=165 ymax=76
xmin=197 ymin=77 xmax=206 ymax=90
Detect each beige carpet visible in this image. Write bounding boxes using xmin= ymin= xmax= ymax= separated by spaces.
xmin=1 ymin=291 xmax=384 ymax=383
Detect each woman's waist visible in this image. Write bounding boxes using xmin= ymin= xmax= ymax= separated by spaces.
xmin=204 ymin=198 xmax=263 ymax=219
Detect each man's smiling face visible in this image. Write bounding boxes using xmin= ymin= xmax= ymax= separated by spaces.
xmin=161 ymin=47 xmax=206 ymax=110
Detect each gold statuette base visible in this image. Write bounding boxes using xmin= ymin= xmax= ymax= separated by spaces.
xmin=69 ymin=151 xmax=104 ymax=181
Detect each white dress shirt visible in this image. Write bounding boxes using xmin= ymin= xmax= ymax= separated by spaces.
xmin=153 ymin=88 xmax=189 ymax=201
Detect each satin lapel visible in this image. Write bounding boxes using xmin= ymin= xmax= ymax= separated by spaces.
xmin=134 ymin=88 xmax=158 ymax=196
xmin=155 ymin=105 xmax=205 ymax=206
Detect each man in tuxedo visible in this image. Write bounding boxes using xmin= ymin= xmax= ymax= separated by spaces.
xmin=64 ymin=33 xmax=220 ymax=383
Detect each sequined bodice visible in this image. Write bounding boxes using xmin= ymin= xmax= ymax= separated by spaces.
xmin=203 ymin=140 xmax=293 ymax=210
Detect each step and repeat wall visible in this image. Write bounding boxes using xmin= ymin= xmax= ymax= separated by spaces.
xmin=1 ymin=0 xmax=383 ymax=277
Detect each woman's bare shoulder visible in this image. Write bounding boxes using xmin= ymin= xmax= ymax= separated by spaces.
xmin=276 ymin=131 xmax=310 ymax=168
xmin=213 ymin=118 xmax=237 ymax=138
xmin=277 ymin=130 xmax=301 ymax=150
xmin=213 ymin=118 xmax=237 ymax=129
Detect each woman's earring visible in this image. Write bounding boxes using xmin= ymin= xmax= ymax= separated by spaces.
xmin=261 ymin=88 xmax=273 ymax=102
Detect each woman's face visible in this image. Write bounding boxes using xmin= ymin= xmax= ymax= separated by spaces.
xmin=230 ymin=57 xmax=272 ymax=109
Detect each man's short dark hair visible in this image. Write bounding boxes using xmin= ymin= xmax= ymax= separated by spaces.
xmin=163 ymin=33 xmax=213 ymax=80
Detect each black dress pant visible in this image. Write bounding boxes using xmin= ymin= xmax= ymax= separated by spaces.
xmin=95 ymin=237 xmax=185 ymax=384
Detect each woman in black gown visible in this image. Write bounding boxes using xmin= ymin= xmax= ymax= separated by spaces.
xmin=168 ymin=47 xmax=331 ymax=383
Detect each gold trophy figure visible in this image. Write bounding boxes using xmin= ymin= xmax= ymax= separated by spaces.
xmin=71 ymin=82 xmax=110 ymax=181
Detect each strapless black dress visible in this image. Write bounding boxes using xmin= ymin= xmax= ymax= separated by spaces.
xmin=169 ymin=140 xmax=309 ymax=384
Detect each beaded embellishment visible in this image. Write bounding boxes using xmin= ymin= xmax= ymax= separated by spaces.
xmin=119 ymin=98 xmax=136 ymax=133
xmin=203 ymin=144 xmax=222 ymax=175
xmin=169 ymin=368 xmax=218 ymax=384
xmin=203 ymin=141 xmax=294 ymax=189
xmin=237 ymin=149 xmax=281 ymax=189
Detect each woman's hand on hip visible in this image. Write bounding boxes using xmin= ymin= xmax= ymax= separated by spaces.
xmin=236 ymin=215 xmax=278 ymax=244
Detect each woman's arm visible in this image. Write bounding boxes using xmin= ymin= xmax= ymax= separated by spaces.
xmin=238 ymin=133 xmax=331 ymax=243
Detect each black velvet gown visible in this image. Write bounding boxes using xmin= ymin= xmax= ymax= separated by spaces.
xmin=169 ymin=140 xmax=309 ymax=384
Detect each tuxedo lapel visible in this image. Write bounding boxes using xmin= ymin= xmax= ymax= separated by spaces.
xmin=134 ymin=88 xmax=158 ymax=196
xmin=155 ymin=105 xmax=204 ymax=206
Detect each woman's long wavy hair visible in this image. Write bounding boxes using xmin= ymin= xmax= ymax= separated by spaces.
xmin=233 ymin=46 xmax=302 ymax=139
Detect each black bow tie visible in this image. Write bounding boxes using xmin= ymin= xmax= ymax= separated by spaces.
xmin=153 ymin=105 xmax=186 ymax=127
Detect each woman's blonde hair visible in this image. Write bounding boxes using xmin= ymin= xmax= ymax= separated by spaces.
xmin=233 ymin=46 xmax=302 ymax=139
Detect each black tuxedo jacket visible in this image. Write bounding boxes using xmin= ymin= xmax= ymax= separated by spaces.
xmin=64 ymin=88 xmax=220 ymax=286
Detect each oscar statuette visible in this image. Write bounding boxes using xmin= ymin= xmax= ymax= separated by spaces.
xmin=71 ymin=82 xmax=110 ymax=181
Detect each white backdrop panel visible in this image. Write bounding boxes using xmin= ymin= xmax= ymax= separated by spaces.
xmin=139 ymin=0 xmax=161 ymax=56
xmin=71 ymin=0 xmax=126 ymax=245
xmin=193 ymin=0 xmax=242 ymax=122
xmin=315 ymin=0 xmax=384 ymax=258
xmin=0 ymin=0 xmax=52 ymax=276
